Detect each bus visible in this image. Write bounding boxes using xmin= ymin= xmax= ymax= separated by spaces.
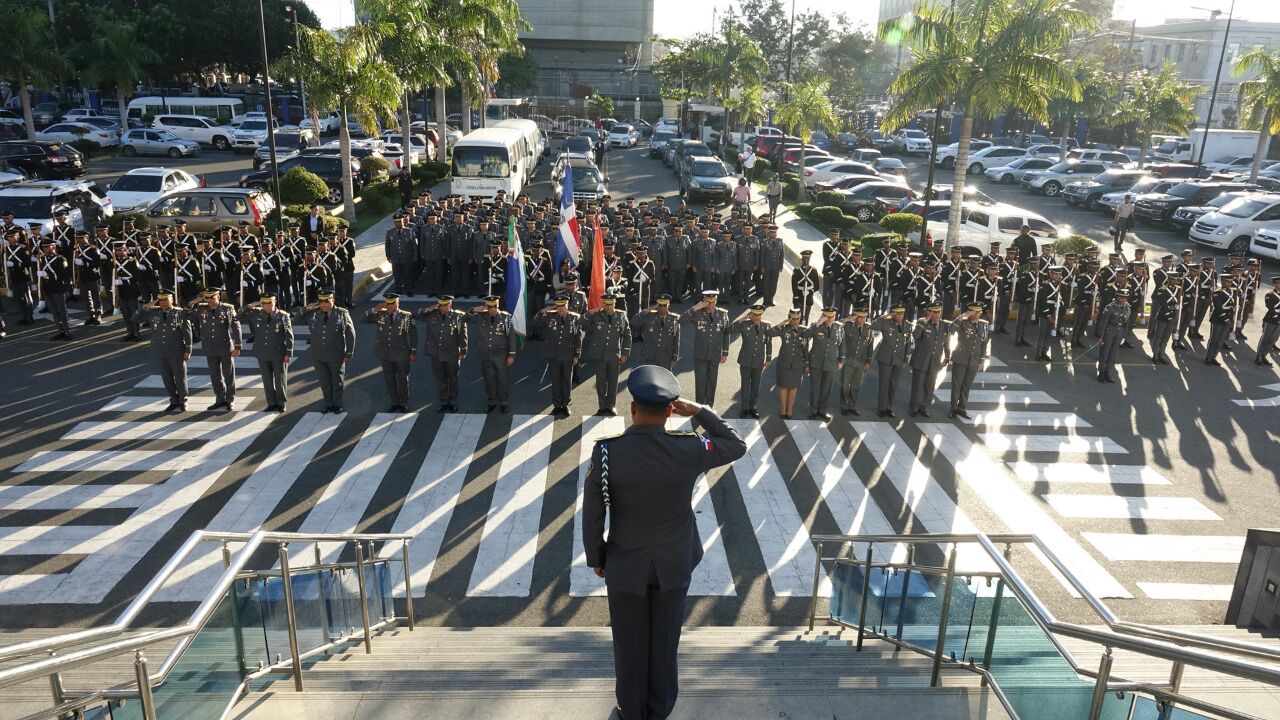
xmin=492 ymin=118 xmax=545 ymax=181
xmin=450 ymin=127 xmax=529 ymax=199
xmin=126 ymin=96 xmax=247 ymax=126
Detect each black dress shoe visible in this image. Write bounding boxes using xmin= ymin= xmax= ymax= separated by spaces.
xmin=1205 ymin=358 xmax=1221 ymax=366
xmin=488 ymin=404 xmax=497 ymax=413
xmin=437 ymin=404 xmax=449 ymax=413
xmin=207 ymin=402 xmax=226 ymax=411
xmin=741 ymin=410 xmax=753 ymax=419
xmin=851 ymin=408 xmax=861 ymax=417
xmin=920 ymin=411 xmax=931 ymax=418
xmin=320 ymin=406 xmax=331 ymax=414
xmin=164 ymin=402 xmax=177 ymax=413
xmin=275 ymin=405 xmax=287 ymax=413
xmin=749 ymin=409 xmax=760 ymax=419
xmin=886 ymin=410 xmax=897 ymax=418
xmin=1190 ymin=332 xmax=1204 ymax=340
xmin=1237 ymin=332 xmax=1248 ymax=340
xmin=332 ymin=406 xmax=344 ymax=413
xmin=1015 ymin=340 xmax=1030 ymax=347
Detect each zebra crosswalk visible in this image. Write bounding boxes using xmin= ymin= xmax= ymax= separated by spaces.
xmin=0 ymin=353 xmax=1247 ymax=614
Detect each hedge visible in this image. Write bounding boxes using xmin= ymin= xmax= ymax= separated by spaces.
xmin=278 ymin=166 xmax=330 ymax=205
xmin=810 ymin=205 xmax=851 ymax=228
xmin=813 ymin=190 xmax=846 ymax=208
xmin=413 ymin=161 xmax=450 ymax=188
xmin=753 ymin=157 xmax=773 ymax=175
xmin=103 ymin=213 xmax=149 ymax=234
xmin=783 ymin=178 xmax=802 ymax=201
xmin=859 ymin=231 xmax=915 ymax=256
xmin=878 ymin=212 xmax=924 ymax=238
xmin=358 ymin=181 xmax=400 ymax=218
xmin=1053 ymin=233 xmax=1097 ymax=256
xmin=360 ymin=155 xmax=394 ymax=181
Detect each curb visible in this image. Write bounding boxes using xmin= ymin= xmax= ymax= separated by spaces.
xmin=353 ymin=261 xmax=393 ymax=299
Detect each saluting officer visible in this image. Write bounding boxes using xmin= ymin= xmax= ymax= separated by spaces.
xmin=631 ymin=294 xmax=681 ymax=369
xmin=680 ymin=290 xmax=731 ymax=406
xmin=241 ymin=294 xmax=294 ymax=412
xmin=187 ymin=287 xmax=242 ymax=411
xmin=908 ymin=304 xmax=948 ymax=418
xmin=947 ymin=303 xmax=989 ymax=419
xmin=872 ymin=305 xmax=913 ymax=418
xmin=729 ymin=304 xmax=772 ymax=418
xmin=1255 ymin=275 xmax=1280 ymax=367
xmin=531 ymin=294 xmax=583 ymax=418
xmin=803 ymin=307 xmax=845 ymax=421
xmin=142 ymin=290 xmax=192 ymax=413
xmin=366 ymin=293 xmax=417 ymax=412
xmin=1095 ymin=289 xmax=1129 ymax=383
xmin=770 ymin=309 xmax=809 ymax=420
xmin=583 ymin=294 xmax=632 ymax=416
xmin=758 ymin=225 xmax=785 ymax=307
xmin=305 ymin=288 xmax=356 ymax=413
xmin=838 ymin=309 xmax=875 ymax=416
xmin=467 ymin=295 xmax=517 ymax=414
xmin=418 ymin=295 xmax=469 ymax=413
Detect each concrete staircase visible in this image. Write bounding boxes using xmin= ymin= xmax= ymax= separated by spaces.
xmin=229 ymin=626 xmax=1013 ymax=720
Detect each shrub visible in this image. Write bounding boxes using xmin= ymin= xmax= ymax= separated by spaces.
xmin=782 ymin=172 xmax=801 ymax=185
xmin=360 ymin=155 xmax=394 ymax=181
xmin=794 ymin=202 xmax=814 ymax=215
xmin=70 ymin=139 xmax=103 ymax=158
xmin=814 ymin=190 xmax=845 ymax=208
xmin=879 ymin=212 xmax=924 ymax=237
xmin=103 ymin=213 xmax=149 ymax=234
xmin=753 ymin=157 xmax=772 ymax=175
xmin=278 ymin=166 xmax=330 ymax=205
xmin=413 ymin=161 xmax=450 ymax=188
xmin=1053 ymin=233 xmax=1096 ymax=256
xmin=783 ymin=178 xmax=802 ymax=201
xmin=810 ymin=205 xmax=851 ymax=228
xmin=358 ymin=181 xmax=400 ymax=217
xmin=860 ymin=231 xmax=912 ymax=256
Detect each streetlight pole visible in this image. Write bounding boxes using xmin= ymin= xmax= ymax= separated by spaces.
xmin=284 ymin=4 xmax=307 ymax=120
xmin=257 ymin=0 xmax=282 ymax=226
xmin=784 ymin=0 xmax=797 ymax=101
xmin=918 ymin=0 xmax=956 ymax=252
xmin=1194 ymin=0 xmax=1236 ymax=167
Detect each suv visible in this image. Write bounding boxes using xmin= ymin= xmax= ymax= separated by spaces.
xmin=239 ymin=154 xmax=362 ymax=205
xmin=836 ymin=181 xmax=917 ymax=222
xmin=674 ymin=141 xmax=715 ymax=176
xmin=933 ymin=140 xmax=992 ymax=169
xmin=254 ymin=127 xmax=320 ymax=169
xmin=0 ymin=179 xmax=112 ymax=234
xmin=152 ymin=114 xmax=236 ymax=150
xmin=1098 ymin=177 xmax=1178 ymax=215
xmin=0 ymin=140 xmax=85 ymax=179
xmin=142 ymin=187 xmax=276 ymax=233
xmin=1188 ymin=193 xmax=1280 ymax=254
xmin=1133 ymin=181 xmax=1255 ymax=224
xmin=230 ymin=117 xmax=280 ymax=152
xmin=1061 ymin=169 xmax=1151 ymax=210
xmin=1170 ymin=190 xmax=1252 ymax=233
xmin=1019 ymin=160 xmax=1109 ymax=197
xmin=680 ymin=158 xmax=735 ymax=203
xmin=890 ymin=128 xmax=932 ymax=154
xmin=1142 ymin=162 xmax=1203 ymax=180
xmin=923 ymin=201 xmax=1060 ymax=256
xmin=649 ymin=130 xmax=677 ymax=158
xmin=1065 ymin=148 xmax=1134 ymax=167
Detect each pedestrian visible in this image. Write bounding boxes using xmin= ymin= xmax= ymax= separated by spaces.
xmin=1012 ymin=224 xmax=1037 ymax=263
xmin=947 ymin=303 xmax=989 ymax=419
xmin=304 ymin=288 xmax=356 ymax=413
xmin=729 ymin=304 xmax=772 ymax=418
xmin=466 ymin=295 xmax=517 ymax=413
xmin=417 ymin=295 xmax=469 ymax=412
xmin=872 ymin=305 xmax=912 ymax=418
xmin=582 ymin=365 xmax=746 ymax=720
xmin=769 ymin=309 xmax=808 ymax=419
xmin=765 ymin=174 xmax=783 ymax=220
xmin=365 ymin=293 xmax=417 ymax=412
xmin=732 ymin=177 xmax=752 ymax=220
xmin=1113 ymin=194 xmax=1135 ymax=256
xmin=141 ymin=290 xmax=192 ymax=413
xmin=681 ymin=290 xmax=731 ymax=406
xmin=1255 ymin=275 xmax=1280 ymax=367
xmin=240 ymin=294 xmax=294 ymax=412
xmin=398 ymin=167 xmax=413 ymax=210
xmin=1095 ymin=289 xmax=1129 ymax=382
xmin=908 ymin=304 xmax=948 ymax=418
xmin=583 ymin=294 xmax=632 ymax=416
xmin=739 ymin=145 xmax=757 ymax=183
xmin=186 ymin=287 xmax=242 ymax=412
xmin=531 ymin=294 xmax=582 ymax=418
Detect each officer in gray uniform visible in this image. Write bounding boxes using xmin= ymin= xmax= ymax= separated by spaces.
xmin=467 ymin=295 xmax=517 ymax=413
xmin=583 ymin=294 xmax=632 ymax=415
xmin=680 ymin=290 xmax=731 ymax=406
xmin=1095 ymin=289 xmax=1129 ymax=383
xmin=142 ymin=290 xmax=192 ymax=413
xmin=531 ymin=295 xmax=582 ymax=418
xmin=365 ymin=293 xmax=418 ymax=412
xmin=631 ymin=294 xmax=681 ymax=369
xmin=804 ymin=307 xmax=845 ymax=421
xmin=663 ymin=228 xmax=692 ymax=302
xmin=908 ymin=304 xmax=949 ymax=418
xmin=947 ymin=303 xmax=989 ymax=419
xmin=241 ymin=294 xmax=294 ymax=412
xmin=839 ymin=309 xmax=875 ymax=416
xmin=872 ymin=305 xmax=913 ymax=418
xmin=758 ymin=225 xmax=785 ymax=307
xmin=582 ymin=366 xmax=748 ymax=720
xmin=186 ymin=287 xmax=242 ymax=412
xmin=384 ymin=214 xmax=419 ymax=295
xmin=417 ymin=295 xmax=469 ymax=412
xmin=304 ymin=288 xmax=356 ymax=413
xmin=729 ymin=304 xmax=772 ymax=418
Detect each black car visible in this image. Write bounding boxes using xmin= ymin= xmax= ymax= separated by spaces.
xmin=239 ymin=154 xmax=363 ymax=204
xmin=830 ymin=132 xmax=860 ymax=154
xmin=837 ymin=181 xmax=918 ymax=222
xmin=1132 ymin=181 xmax=1254 ymax=224
xmin=300 ymin=146 xmax=385 ymax=185
xmin=0 ymin=140 xmax=85 ymax=179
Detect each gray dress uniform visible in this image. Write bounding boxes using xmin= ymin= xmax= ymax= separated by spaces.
xmin=734 ymin=235 xmax=759 ymax=301
xmin=531 ymin=310 xmax=583 ymax=411
xmin=242 ymin=307 xmax=294 ymax=409
xmin=729 ymin=319 xmax=773 ymax=414
xmin=467 ymin=310 xmax=517 ymax=407
xmin=664 ymin=234 xmax=691 ymax=300
xmin=583 ymin=310 xmax=632 ymax=412
xmin=769 ymin=323 xmax=809 ymax=389
xmin=759 ymin=236 xmax=785 ymax=306
xmin=365 ymin=307 xmax=418 ymax=407
xmin=187 ymin=303 xmax=242 ymax=408
xmin=384 ymin=225 xmax=418 ymax=295
xmin=840 ymin=321 xmax=875 ymax=414
xmin=947 ymin=318 xmax=990 ymax=415
xmin=680 ymin=306 xmax=731 ymax=405
xmin=307 ymin=307 xmax=356 ymax=410
xmin=908 ymin=320 xmax=949 ymax=416
xmin=420 ymin=307 xmax=469 ymax=408
xmin=631 ymin=310 xmax=681 ymax=368
xmin=804 ymin=321 xmax=846 ymax=417
xmin=1095 ymin=300 xmax=1129 ymax=381
xmin=143 ymin=307 xmax=193 ymax=409
xmin=712 ymin=239 xmax=736 ymax=292
xmin=872 ymin=317 xmax=913 ymax=415
xmin=583 ymin=404 xmax=747 ymax=720
xmin=691 ymin=235 xmax=716 ymax=292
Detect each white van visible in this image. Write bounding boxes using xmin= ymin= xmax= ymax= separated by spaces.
xmin=492 ymin=119 xmax=544 ymax=179
xmin=127 ymin=96 xmax=247 ymax=127
xmin=450 ymin=127 xmax=530 ymax=199
xmin=151 ymin=114 xmax=236 ymax=150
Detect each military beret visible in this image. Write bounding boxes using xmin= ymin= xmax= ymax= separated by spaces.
xmin=628 ymin=365 xmax=681 ymax=409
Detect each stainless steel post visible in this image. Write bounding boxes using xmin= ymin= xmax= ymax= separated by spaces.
xmin=981 ymin=578 xmax=1005 ymax=667
xmin=1169 ymin=660 xmax=1185 ymax=693
xmin=402 ymin=539 xmax=416 ymax=631
xmin=314 ymin=542 xmax=322 ymax=568
xmin=856 ymin=543 xmax=874 ymax=651
xmin=354 ymin=542 xmax=373 ymax=654
xmin=930 ymin=545 xmax=959 ymax=687
xmin=223 ymin=543 xmax=248 ymax=676
xmin=133 ymin=650 xmax=157 ymax=720
xmin=47 ymin=651 xmax=66 ymax=716
xmin=1087 ymin=647 xmax=1115 ymax=720
xmin=895 ymin=545 xmax=915 ymax=641
xmin=277 ymin=543 xmax=304 ymax=691
xmin=808 ymin=541 xmax=824 ymax=632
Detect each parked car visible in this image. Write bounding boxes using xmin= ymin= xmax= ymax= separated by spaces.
xmin=933 ymin=140 xmax=992 ymax=169
xmin=1024 ymin=143 xmax=1064 ymax=159
xmin=60 ymin=108 xmax=103 ymax=123
xmin=872 ymin=157 xmax=909 ymax=178
xmin=835 ymin=181 xmax=917 ymax=222
xmin=75 ymin=117 xmax=123 ymax=135
xmin=1061 ymin=169 xmax=1151 ymax=210
xmin=552 ymin=154 xmax=607 ymax=203
xmin=0 ymin=179 xmax=112 ymax=235
xmin=254 ymin=127 xmax=320 ymax=169
xmin=755 ymin=134 xmax=800 ymax=158
xmin=809 ymin=174 xmax=890 ymax=195
xmin=563 ymin=135 xmax=594 ymax=156
xmin=662 ymin=138 xmax=685 ymax=167
xmin=1020 ymin=134 xmax=1052 ymax=147
xmin=830 ymin=132 xmax=860 ymax=154
xmin=963 ymin=146 xmax=1027 ymax=175
xmin=847 ymin=148 xmax=882 ymax=164
xmin=803 ymin=159 xmax=880 ymax=189
xmin=0 ymin=140 xmax=85 ymax=179
xmin=1019 ymin=160 xmax=1109 ymax=197
xmin=1249 ymin=225 xmax=1280 ymax=260
xmin=0 ymin=109 xmax=24 ymax=128
xmin=890 ymin=128 xmax=932 ymax=155
xmin=923 ymin=201 xmax=1060 ymax=256
xmin=1188 ymin=193 xmax=1280 ymax=254
xmin=30 ymin=102 xmax=62 ymax=127
xmin=1132 ymin=180 xmax=1255 ymax=224
xmin=984 ymin=156 xmax=1055 ymax=185
xmin=1202 ymin=154 xmax=1257 ymax=173
xmin=1141 ymin=162 xmax=1204 ymax=180
xmin=674 ymin=141 xmax=715 ymax=176
xmin=768 ymin=140 xmax=821 ymax=164
xmin=301 ymin=110 xmax=342 ymax=134
xmin=119 ymin=128 xmax=200 ymax=159
xmin=608 ymin=123 xmax=639 ymax=148
xmin=919 ymin=184 xmax=997 ymax=206
xmin=655 ymin=117 xmax=680 ymax=133
xmin=151 ymin=114 xmax=236 ymax=150
xmin=1170 ymin=190 xmax=1252 ymax=232
xmin=866 ymin=130 xmax=894 ymax=152
xmin=240 ymin=154 xmax=363 ymax=204
xmin=1064 ymin=148 xmax=1135 ymax=168
xmin=230 ymin=117 xmax=280 ymax=152
xmin=142 ymin=187 xmax=275 ymax=233
xmin=649 ymin=130 xmax=678 ymax=158
xmin=379 ymin=132 xmax=434 ymax=163
xmin=1098 ymin=177 xmax=1179 ymax=215
xmin=106 ymin=167 xmax=200 ymax=212
xmin=680 ymin=158 xmax=736 ymax=203
xmin=809 ymin=131 xmax=831 ymax=152
xmin=37 ymin=122 xmax=120 ymax=148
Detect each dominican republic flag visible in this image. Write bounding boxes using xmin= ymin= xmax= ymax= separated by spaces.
xmin=555 ymin=163 xmax=580 ymax=269
xmin=504 ymin=219 xmax=528 ymax=341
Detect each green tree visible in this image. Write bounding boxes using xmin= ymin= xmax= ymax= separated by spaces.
xmin=1048 ymin=57 xmax=1119 ymax=155
xmin=73 ymin=9 xmax=159 ymax=133
xmin=881 ymin=0 xmax=1093 ymax=249
xmin=588 ymin=93 xmax=615 ymax=119
xmin=818 ymin=30 xmax=895 ymax=110
xmin=0 ymin=0 xmax=70 ymax=139
xmin=774 ymin=77 xmax=839 ymax=189
xmin=726 ymin=0 xmax=831 ymax=90
xmin=1233 ymin=47 xmax=1280 ymax=182
xmin=497 ymin=51 xmax=540 ymax=94
xmin=1115 ymin=61 xmax=1200 ymax=168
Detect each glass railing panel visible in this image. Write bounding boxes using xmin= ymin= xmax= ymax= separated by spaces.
xmin=376 ymin=561 xmax=395 ymax=622
xmin=1131 ymin=697 xmax=1214 ymax=719
xmin=363 ymin=562 xmax=385 ymax=623
xmin=320 ymin=567 xmax=362 ymax=640
xmin=233 ymin=577 xmax=269 ymax=672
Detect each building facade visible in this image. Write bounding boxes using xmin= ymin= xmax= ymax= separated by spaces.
xmin=877 ymin=0 xmax=922 ymax=24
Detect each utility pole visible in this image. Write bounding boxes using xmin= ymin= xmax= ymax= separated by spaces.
xmin=1196 ymin=0 xmax=1236 ymax=167
xmin=284 ymin=5 xmax=307 ymax=120
xmin=784 ymin=0 xmax=797 ymax=102
xmin=257 ymin=0 xmax=282 ymax=226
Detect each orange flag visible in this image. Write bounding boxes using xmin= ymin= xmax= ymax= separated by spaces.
xmin=588 ymin=217 xmax=605 ymax=310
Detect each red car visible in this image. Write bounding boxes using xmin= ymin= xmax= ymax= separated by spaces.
xmin=755 ymin=134 xmax=799 ymax=158
xmin=777 ymin=147 xmax=830 ymax=174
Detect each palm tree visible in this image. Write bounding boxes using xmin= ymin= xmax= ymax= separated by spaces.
xmin=881 ymin=0 xmax=1093 ymax=249
xmin=724 ymin=84 xmax=766 ymax=162
xmin=74 ymin=9 xmax=159 ymax=134
xmin=0 ymin=0 xmax=69 ymax=139
xmin=1115 ymin=61 xmax=1200 ymax=168
xmin=1232 ymin=47 xmax=1280 ymax=183
xmin=774 ymin=77 xmax=839 ymax=197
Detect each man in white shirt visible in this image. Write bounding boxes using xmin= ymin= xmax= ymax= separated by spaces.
xmin=1113 ymin=194 xmax=1135 ymax=256
xmin=740 ymin=146 xmax=757 ymax=183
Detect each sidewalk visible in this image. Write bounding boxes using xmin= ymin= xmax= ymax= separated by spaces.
xmin=349 ymin=179 xmax=453 ymax=298
xmin=746 ymin=193 xmax=829 ymax=277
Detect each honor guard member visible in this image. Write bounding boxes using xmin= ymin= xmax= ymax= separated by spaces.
xmin=1033 ymin=266 xmax=1064 ymax=361
xmin=1013 ymin=259 xmax=1039 ymax=347
xmin=417 ymin=295 xmax=468 ymax=412
xmin=531 ymin=295 xmax=583 ymax=418
xmin=142 ymin=290 xmax=192 ymax=412
xmin=627 ymin=246 xmax=658 ymax=314
xmin=976 ymin=259 xmax=1003 ymax=323
xmin=941 ymin=247 xmax=964 ymax=318
xmin=1205 ymin=273 xmax=1237 ymax=367
xmin=632 ymin=294 xmax=681 ymax=369
xmin=36 ymin=238 xmax=74 ymax=340
xmin=302 ymin=249 xmax=333 ymax=306
xmin=994 ymin=247 xmax=1019 ymax=332
xmin=846 ymin=260 xmax=879 ymax=320
xmin=467 ymin=295 xmax=517 ymax=413
xmin=908 ymin=304 xmax=948 ymax=418
xmin=4 ymin=229 xmax=35 ymax=326
xmin=384 ymin=214 xmax=419 ymax=296
xmin=872 ymin=305 xmax=913 ymax=418
xmin=173 ymin=244 xmax=201 ymax=307
xmin=333 ymin=226 xmax=357 ymax=307
xmin=1095 ymin=289 xmax=1129 ymax=382
xmin=305 ymin=289 xmax=356 ymax=413
xmin=73 ymin=231 xmax=104 ymax=324
xmin=241 ymin=295 xmax=293 ymax=412
xmin=187 ymin=288 xmax=242 ymax=411
xmin=605 ymin=266 xmax=630 ymax=315
xmin=1255 ymin=276 xmax=1280 ymax=367
xmin=583 ymin=294 xmax=632 ymax=416
xmin=947 ymin=304 xmax=989 ymax=419
xmin=680 ymin=290 xmax=732 ymax=406
xmin=366 ymin=293 xmax=417 ymax=412
xmin=1071 ymin=260 xmax=1099 ymax=348
xmin=582 ymin=365 xmax=747 ymax=720
xmin=791 ymin=250 xmax=818 ymax=321
xmin=526 ymin=237 xmax=553 ymax=316
xmin=821 ymin=228 xmax=846 ymax=308
xmin=1147 ymin=272 xmax=1180 ymax=365
xmin=729 ymin=304 xmax=772 ymax=418
xmin=804 ymin=307 xmax=845 ymax=421
xmin=483 ymin=241 xmax=506 ymax=297
xmin=109 ymin=241 xmax=145 ymax=341
xmin=839 ymin=309 xmax=875 ymax=416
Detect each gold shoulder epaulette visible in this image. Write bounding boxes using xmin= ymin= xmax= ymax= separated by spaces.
xmin=594 ymin=433 xmax=624 ymax=443
xmin=665 ymin=430 xmax=698 ymax=437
